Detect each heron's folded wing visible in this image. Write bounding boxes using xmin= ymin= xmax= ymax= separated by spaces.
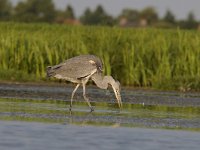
xmin=53 ymin=61 xmax=97 ymax=79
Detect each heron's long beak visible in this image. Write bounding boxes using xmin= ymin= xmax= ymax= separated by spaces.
xmin=112 ymin=87 xmax=122 ymax=109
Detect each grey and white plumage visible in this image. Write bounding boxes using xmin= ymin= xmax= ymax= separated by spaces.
xmin=47 ymin=55 xmax=122 ymax=111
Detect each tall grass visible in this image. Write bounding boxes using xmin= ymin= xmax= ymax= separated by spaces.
xmin=0 ymin=22 xmax=200 ymax=90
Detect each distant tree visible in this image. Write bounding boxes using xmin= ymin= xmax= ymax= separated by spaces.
xmin=119 ymin=9 xmax=139 ymax=23
xmin=64 ymin=5 xmax=75 ymax=19
xmin=185 ymin=12 xmax=198 ymax=29
xmin=94 ymin=5 xmax=104 ymax=17
xmin=140 ymin=7 xmax=158 ymax=25
xmin=80 ymin=5 xmax=114 ymax=26
xmin=56 ymin=5 xmax=75 ymax=23
xmin=94 ymin=5 xmax=114 ymax=25
xmin=0 ymin=0 xmax=12 ymax=21
xmin=178 ymin=12 xmax=198 ymax=29
xmin=80 ymin=8 xmax=93 ymax=24
xmin=163 ymin=9 xmax=175 ymax=24
xmin=14 ymin=0 xmax=56 ymax=23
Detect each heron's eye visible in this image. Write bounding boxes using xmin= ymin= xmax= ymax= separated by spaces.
xmin=98 ymin=66 xmax=103 ymax=71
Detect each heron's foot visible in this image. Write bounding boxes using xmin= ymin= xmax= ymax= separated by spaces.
xmin=89 ymin=106 xmax=94 ymax=112
xmin=69 ymin=104 xmax=72 ymax=111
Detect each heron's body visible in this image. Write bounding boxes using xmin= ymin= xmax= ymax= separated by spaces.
xmin=47 ymin=55 xmax=122 ymax=111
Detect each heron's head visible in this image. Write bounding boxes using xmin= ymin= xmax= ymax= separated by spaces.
xmin=111 ymin=80 xmax=122 ymax=109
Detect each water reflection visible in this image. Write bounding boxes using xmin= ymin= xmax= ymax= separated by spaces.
xmin=0 ymin=98 xmax=200 ymax=131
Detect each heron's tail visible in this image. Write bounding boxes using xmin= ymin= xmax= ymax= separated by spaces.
xmin=46 ymin=66 xmax=55 ymax=78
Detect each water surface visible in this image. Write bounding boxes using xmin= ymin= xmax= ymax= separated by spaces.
xmin=0 ymin=120 xmax=200 ymax=150
xmin=0 ymin=83 xmax=200 ymax=150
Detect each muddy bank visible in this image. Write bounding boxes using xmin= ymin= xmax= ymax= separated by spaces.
xmin=0 ymin=82 xmax=200 ymax=107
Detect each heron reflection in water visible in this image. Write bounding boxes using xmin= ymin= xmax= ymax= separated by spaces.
xmin=47 ymin=55 xmax=122 ymax=111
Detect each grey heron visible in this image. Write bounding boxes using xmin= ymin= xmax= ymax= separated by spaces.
xmin=46 ymin=55 xmax=122 ymax=111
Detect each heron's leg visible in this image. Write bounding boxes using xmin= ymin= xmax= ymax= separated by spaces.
xmin=82 ymin=83 xmax=94 ymax=111
xmin=70 ymin=84 xmax=80 ymax=110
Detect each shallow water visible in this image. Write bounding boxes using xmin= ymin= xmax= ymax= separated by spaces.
xmin=1 ymin=121 xmax=200 ymax=150
xmin=0 ymin=98 xmax=200 ymax=130
xmin=0 ymin=83 xmax=200 ymax=150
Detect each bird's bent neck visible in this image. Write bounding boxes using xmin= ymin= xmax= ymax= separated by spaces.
xmin=91 ymin=73 xmax=115 ymax=89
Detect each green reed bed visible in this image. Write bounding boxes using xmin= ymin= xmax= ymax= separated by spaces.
xmin=0 ymin=22 xmax=200 ymax=90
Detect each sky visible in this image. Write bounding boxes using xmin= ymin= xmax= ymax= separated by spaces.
xmin=11 ymin=0 xmax=200 ymax=20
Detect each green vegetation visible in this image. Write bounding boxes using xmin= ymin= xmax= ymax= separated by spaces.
xmin=0 ymin=22 xmax=200 ymax=90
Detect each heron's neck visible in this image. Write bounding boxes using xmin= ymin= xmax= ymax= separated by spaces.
xmin=91 ymin=73 xmax=115 ymax=89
